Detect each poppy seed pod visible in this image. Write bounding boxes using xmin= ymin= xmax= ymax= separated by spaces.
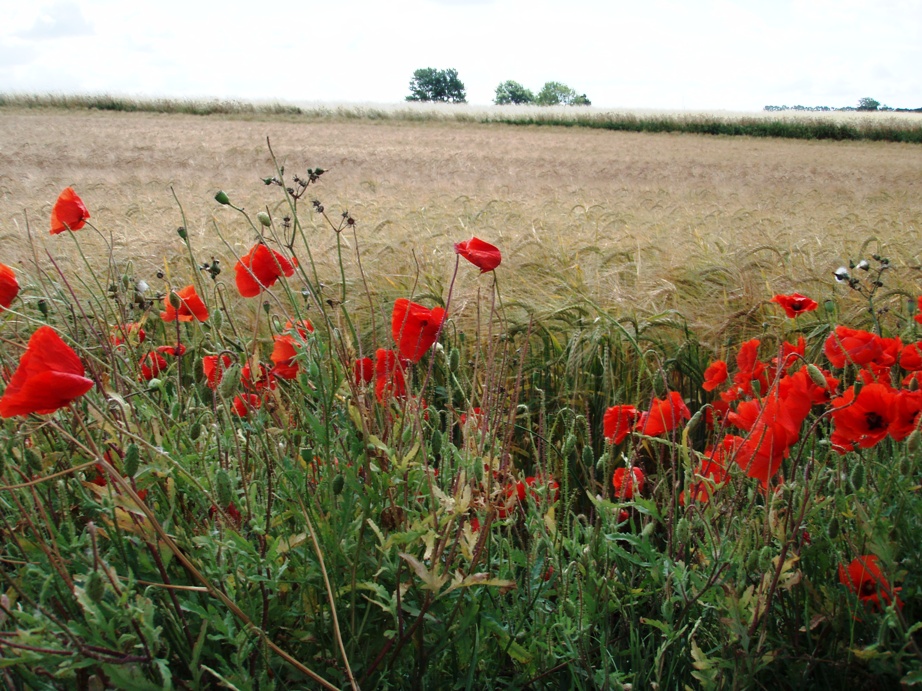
xmin=214 ymin=190 xmax=230 ymax=205
xmin=257 ymin=211 xmax=271 ymax=227
xmin=807 ymin=364 xmax=828 ymax=388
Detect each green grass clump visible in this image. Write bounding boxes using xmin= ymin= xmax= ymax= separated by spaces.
xmin=0 ymin=151 xmax=920 ymax=689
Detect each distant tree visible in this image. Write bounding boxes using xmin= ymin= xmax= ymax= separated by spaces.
xmin=857 ymin=97 xmax=881 ymax=111
xmin=535 ymin=81 xmax=591 ymax=106
xmin=406 ymin=68 xmax=466 ymax=103
xmin=494 ymin=80 xmax=535 ymax=105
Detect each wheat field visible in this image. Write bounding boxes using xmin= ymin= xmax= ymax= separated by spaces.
xmin=1 ymin=107 xmax=920 ymax=341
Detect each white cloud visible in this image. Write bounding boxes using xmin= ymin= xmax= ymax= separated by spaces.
xmin=16 ymin=2 xmax=94 ymax=40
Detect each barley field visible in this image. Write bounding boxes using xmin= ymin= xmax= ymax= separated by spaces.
xmin=2 ymin=107 xmax=920 ymax=341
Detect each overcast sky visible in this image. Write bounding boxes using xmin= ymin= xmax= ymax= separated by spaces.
xmin=1 ymin=0 xmax=920 ymax=111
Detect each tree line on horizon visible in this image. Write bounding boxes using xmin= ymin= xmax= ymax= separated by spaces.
xmin=405 ymin=68 xmax=591 ymax=106
xmin=765 ymin=96 xmax=922 ymax=113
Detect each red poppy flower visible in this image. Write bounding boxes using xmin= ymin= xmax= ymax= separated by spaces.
xmin=232 ymin=393 xmax=261 ymax=417
xmin=0 ymin=263 xmax=20 ymax=311
xmin=161 ymin=285 xmax=209 ymax=322
xmin=916 ymin=297 xmax=922 ymax=326
xmin=203 ymin=354 xmax=232 ymax=389
xmin=824 ymin=326 xmax=883 ymax=369
xmin=156 ymin=344 xmax=186 ymax=357
xmin=603 ymin=404 xmax=639 ymax=445
xmin=234 ymin=243 xmax=297 ymax=297
xmin=89 ymin=463 xmax=148 ymax=501
xmin=525 ymin=474 xmax=560 ymax=505
xmin=50 ymin=187 xmax=90 ymax=234
xmin=139 ymin=352 xmax=167 ymax=381
xmin=354 ymin=357 xmax=374 ymax=386
xmin=285 ymin=318 xmax=314 ymax=337
xmin=241 ymin=361 xmax=276 ymax=392
xmin=498 ymin=479 xmax=527 ymax=518
xmin=635 ymin=392 xmax=691 ymax=436
xmin=774 ymin=336 xmax=806 ymax=373
xmin=454 ymin=237 xmax=502 ymax=273
xmin=110 ymin=322 xmax=146 ymax=346
xmin=900 ymin=342 xmax=922 ymax=372
xmin=374 ymin=348 xmax=406 ymax=402
xmin=771 ymin=293 xmax=818 ymax=318
xmin=0 ymin=326 xmax=94 ymax=417
xmin=612 ymin=466 xmax=645 ymax=500
xmin=830 ymin=383 xmax=895 ymax=452
xmin=680 ymin=441 xmax=733 ymax=505
xmin=391 ymin=299 xmax=446 ymax=363
xmin=702 ymin=360 xmax=728 ymax=392
xmin=460 ymin=407 xmax=484 ymax=427
xmin=839 ymin=555 xmax=899 ymax=609
xmin=889 ymin=389 xmax=922 ymax=442
xmin=270 ymin=335 xmax=300 ymax=380
xmin=733 ymin=339 xmax=768 ymax=396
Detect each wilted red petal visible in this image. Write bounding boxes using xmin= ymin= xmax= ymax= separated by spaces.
xmin=0 ymin=326 xmax=94 ymax=417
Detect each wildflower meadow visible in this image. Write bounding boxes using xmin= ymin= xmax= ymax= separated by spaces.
xmin=0 ymin=135 xmax=920 ymax=690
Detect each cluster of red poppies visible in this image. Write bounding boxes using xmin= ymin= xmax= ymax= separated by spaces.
xmin=601 ymin=291 xmax=920 ymax=609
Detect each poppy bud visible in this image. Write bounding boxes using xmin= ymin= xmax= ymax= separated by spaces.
xmin=123 ymin=443 xmax=140 ymax=478
xmin=147 ymin=377 xmax=162 ymax=390
xmin=332 ymin=474 xmax=345 ymax=495
xmin=37 ymin=299 xmax=48 ymax=318
xmin=216 ymin=469 xmax=233 ymax=507
xmin=758 ymin=546 xmax=773 ymax=572
xmin=675 ymin=517 xmax=690 ymax=545
xmin=218 ymin=364 xmax=240 ymax=398
xmin=24 ymin=448 xmax=42 ymax=473
xmin=85 ymin=570 xmax=105 ymax=603
xmin=449 ymin=348 xmax=460 ymax=372
xmin=190 ymin=421 xmax=202 ymax=441
xmin=806 ymin=364 xmax=828 ymax=388
xmin=430 ymin=429 xmax=442 ymax=456
xmin=908 ymin=430 xmax=920 ymax=452
xmin=562 ymin=434 xmax=576 ymax=458
xmin=168 ymin=291 xmax=182 ymax=309
xmin=214 ymin=190 xmax=230 ymax=205
xmin=582 ymin=445 xmax=594 ymax=468
xmin=300 ymin=447 xmax=313 ymax=464
xmin=853 ymin=380 xmax=863 ymax=397
xmin=826 ymin=516 xmax=839 ymax=539
xmin=686 ymin=408 xmax=704 ymax=434
xmin=257 ymin=211 xmax=271 ymax=227
xmin=177 ymin=226 xmax=188 ymax=239
xmin=745 ymin=550 xmax=759 ymax=572
xmin=212 ymin=309 xmax=223 ymax=331
xmin=850 ymin=462 xmax=865 ymax=492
